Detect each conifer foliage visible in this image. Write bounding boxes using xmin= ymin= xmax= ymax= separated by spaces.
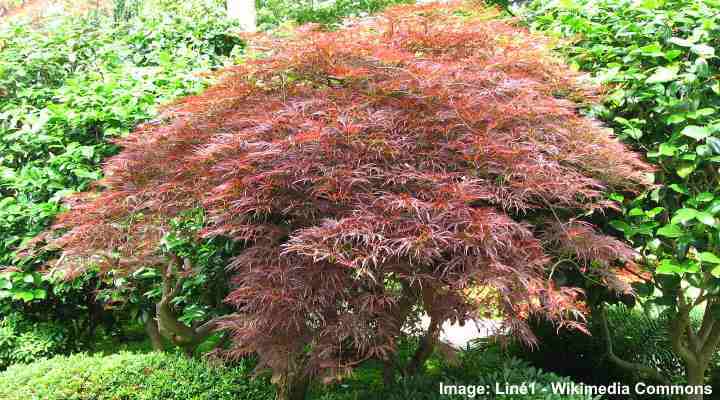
xmin=43 ymin=2 xmax=650 ymax=399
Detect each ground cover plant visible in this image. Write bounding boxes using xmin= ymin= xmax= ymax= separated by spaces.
xmin=38 ymin=1 xmax=653 ymax=399
xmin=524 ymin=0 xmax=720 ymax=396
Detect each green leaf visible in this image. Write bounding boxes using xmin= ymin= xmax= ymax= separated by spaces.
xmin=707 ymin=137 xmax=720 ymax=154
xmin=646 ymin=65 xmax=679 ymax=84
xmin=667 ymin=114 xmax=686 ymax=125
xmin=657 ymin=224 xmax=685 ymax=238
xmin=668 ymin=37 xmax=695 ymax=47
xmin=610 ymin=220 xmax=633 ymax=236
xmin=671 ymin=208 xmax=698 ymax=224
xmin=628 ymin=208 xmax=644 ymax=217
xmin=677 ymin=162 xmax=695 ymax=178
xmin=707 ymin=200 xmax=720 ymax=215
xmin=696 ymin=192 xmax=715 ymax=202
xmin=33 ymin=288 xmax=46 ymax=300
xmin=656 ymin=259 xmax=699 ymax=275
xmin=691 ymin=44 xmax=715 ymax=57
xmin=668 ymin=184 xmax=689 ymax=194
xmin=699 ymin=252 xmax=720 ymax=264
xmin=681 ymin=125 xmax=711 ymax=141
xmin=13 ymin=290 xmax=35 ymax=302
xmin=22 ymin=273 xmax=35 ymax=284
xmin=646 ymin=207 xmax=664 ymax=218
xmin=659 ymin=143 xmax=677 ymax=156
xmin=697 ymin=212 xmax=716 ymax=226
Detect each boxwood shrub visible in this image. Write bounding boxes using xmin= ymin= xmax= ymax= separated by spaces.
xmin=0 ymin=351 xmax=273 ymax=400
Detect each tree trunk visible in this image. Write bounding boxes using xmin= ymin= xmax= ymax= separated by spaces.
xmin=276 ymin=371 xmax=310 ymax=400
xmin=145 ymin=316 xmax=164 ymax=351
xmin=227 ymin=0 xmax=257 ymax=32
xmin=406 ymin=316 xmax=441 ymax=375
xmin=686 ymin=362 xmax=706 ymax=400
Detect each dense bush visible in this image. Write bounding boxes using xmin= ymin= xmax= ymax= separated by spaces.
xmin=0 ymin=1 xmax=241 ymax=268
xmin=516 ymin=305 xmax=698 ymax=398
xmin=316 ymin=353 xmax=593 ymax=400
xmin=0 ymin=0 xmax=244 ymax=341
xmin=0 ymin=351 xmax=272 ymax=400
xmin=0 ymin=313 xmax=73 ymax=370
xmin=523 ymin=0 xmax=720 ymax=390
xmin=256 ymin=0 xmax=415 ymax=29
xmin=0 ymin=346 xmax=591 ymax=400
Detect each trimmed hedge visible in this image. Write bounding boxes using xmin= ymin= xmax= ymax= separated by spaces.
xmin=0 ymin=352 xmax=273 ymax=400
xmin=0 ymin=347 xmax=593 ymax=400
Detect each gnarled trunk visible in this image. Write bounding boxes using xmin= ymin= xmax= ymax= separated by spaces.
xmin=145 ymin=313 xmax=164 ymax=351
xmin=154 ymin=258 xmax=219 ymax=355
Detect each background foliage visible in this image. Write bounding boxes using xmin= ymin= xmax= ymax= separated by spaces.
xmin=523 ymin=0 xmax=720 ymax=389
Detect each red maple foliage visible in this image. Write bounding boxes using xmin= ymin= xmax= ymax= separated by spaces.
xmin=42 ymin=2 xmax=651 ymax=399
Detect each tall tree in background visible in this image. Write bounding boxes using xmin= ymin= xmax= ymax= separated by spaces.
xmin=41 ymin=2 xmax=651 ymax=399
xmin=227 ymin=0 xmax=256 ymax=32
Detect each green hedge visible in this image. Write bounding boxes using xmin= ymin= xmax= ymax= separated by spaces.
xmin=0 ymin=347 xmax=593 ymax=400
xmin=0 ymin=313 xmax=74 ymax=370
xmin=0 ymin=351 xmax=273 ymax=400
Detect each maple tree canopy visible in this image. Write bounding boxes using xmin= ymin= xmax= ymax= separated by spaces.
xmin=43 ymin=0 xmax=651 ymax=388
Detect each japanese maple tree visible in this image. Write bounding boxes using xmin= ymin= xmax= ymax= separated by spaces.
xmin=41 ymin=2 xmax=650 ymax=399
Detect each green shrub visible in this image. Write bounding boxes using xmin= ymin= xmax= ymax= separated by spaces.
xmin=522 ymin=0 xmax=720 ymax=388
xmin=513 ymin=305 xmax=720 ymax=398
xmin=314 ymin=346 xmax=593 ymax=400
xmin=0 ymin=1 xmax=242 ymax=321
xmin=256 ymin=0 xmax=415 ymax=29
xmin=0 ymin=351 xmax=273 ymax=400
xmin=0 ymin=343 xmax=590 ymax=400
xmin=0 ymin=313 xmax=73 ymax=370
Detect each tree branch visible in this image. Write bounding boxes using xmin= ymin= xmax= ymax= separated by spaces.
xmin=593 ymin=303 xmax=668 ymax=384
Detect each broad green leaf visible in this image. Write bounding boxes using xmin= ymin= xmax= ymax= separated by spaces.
xmin=691 ymin=44 xmax=715 ymax=57
xmin=677 ymin=162 xmax=695 ymax=178
xmin=699 ymin=252 xmax=720 ymax=264
xmin=13 ymin=290 xmax=35 ymax=302
xmin=669 ymin=184 xmax=689 ymax=194
xmin=657 ymin=224 xmax=685 ymax=238
xmin=656 ymin=259 xmax=699 ymax=275
xmin=681 ymin=125 xmax=711 ymax=141
xmin=610 ymin=220 xmax=633 ymax=235
xmin=646 ymin=207 xmax=664 ymax=218
xmin=646 ymin=65 xmax=679 ymax=84
xmin=707 ymin=199 xmax=720 ymax=215
xmin=667 ymin=114 xmax=686 ymax=124
xmin=697 ymin=212 xmax=717 ymax=226
xmin=671 ymin=208 xmax=698 ymax=224
xmin=628 ymin=208 xmax=644 ymax=216
xmin=659 ymin=143 xmax=677 ymax=156
xmin=668 ymin=37 xmax=695 ymax=47
xmin=707 ymin=136 xmax=720 ymax=154
xmin=696 ymin=192 xmax=715 ymax=202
